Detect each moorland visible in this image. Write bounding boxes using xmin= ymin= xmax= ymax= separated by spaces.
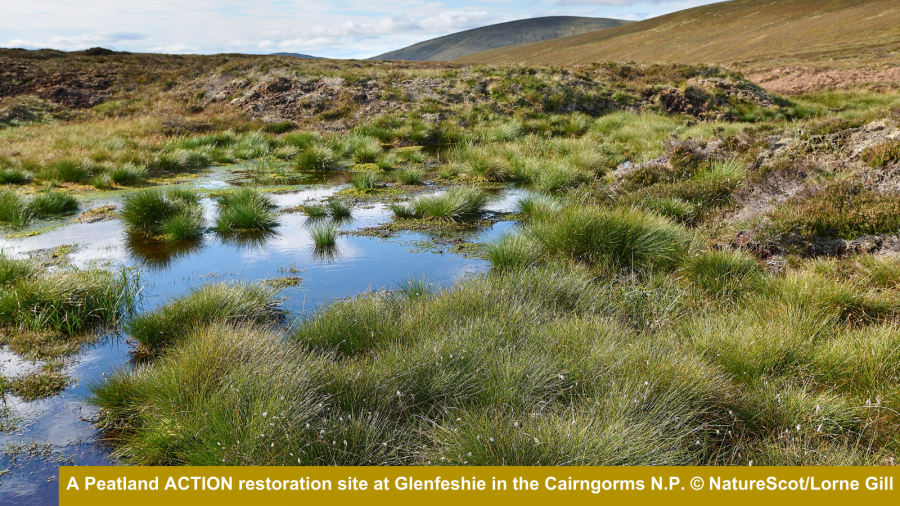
xmin=0 ymin=25 xmax=899 ymax=480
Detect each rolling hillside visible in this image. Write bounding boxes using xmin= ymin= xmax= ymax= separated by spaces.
xmin=371 ymin=16 xmax=631 ymax=61
xmin=456 ymin=0 xmax=900 ymax=70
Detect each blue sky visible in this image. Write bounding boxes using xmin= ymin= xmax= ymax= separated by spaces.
xmin=2 ymin=0 xmax=724 ymax=58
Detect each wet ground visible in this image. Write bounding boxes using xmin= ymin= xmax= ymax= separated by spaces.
xmin=0 ymin=163 xmax=522 ymax=504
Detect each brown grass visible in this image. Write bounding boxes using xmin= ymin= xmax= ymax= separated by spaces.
xmin=457 ymin=0 xmax=900 ymax=71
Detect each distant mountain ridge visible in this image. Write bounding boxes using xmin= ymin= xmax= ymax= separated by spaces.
xmin=272 ymin=52 xmax=325 ymax=59
xmin=371 ymin=16 xmax=632 ymax=62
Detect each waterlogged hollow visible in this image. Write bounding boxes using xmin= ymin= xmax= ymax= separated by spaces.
xmin=0 ymin=164 xmax=523 ymax=504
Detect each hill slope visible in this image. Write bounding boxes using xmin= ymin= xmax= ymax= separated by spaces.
xmin=371 ymin=16 xmax=631 ymax=61
xmin=271 ymin=52 xmax=325 ymax=59
xmin=457 ymin=0 xmax=900 ymax=70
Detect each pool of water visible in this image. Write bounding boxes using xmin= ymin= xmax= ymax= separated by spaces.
xmin=0 ymin=166 xmax=523 ymax=504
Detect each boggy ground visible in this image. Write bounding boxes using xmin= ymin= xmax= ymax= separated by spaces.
xmin=2 ymin=50 xmax=900 ymax=467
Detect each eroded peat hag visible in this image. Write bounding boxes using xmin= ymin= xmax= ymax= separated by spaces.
xmin=1 ymin=49 xmax=900 ymax=501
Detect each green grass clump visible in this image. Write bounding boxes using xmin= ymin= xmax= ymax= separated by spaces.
xmin=89 ymin=322 xmax=402 ymax=465
xmin=123 ymin=282 xmax=283 ymax=353
xmin=465 ymin=148 xmax=508 ymax=181
xmin=45 ymin=160 xmax=89 ymax=183
xmin=350 ymin=171 xmax=380 ymax=191
xmin=397 ymin=275 xmax=435 ymax=301
xmin=109 ymin=163 xmax=148 ymax=186
xmin=327 ymin=200 xmax=351 ymax=219
xmin=26 ymin=190 xmax=79 ymax=218
xmin=409 ymin=187 xmax=488 ymax=222
xmin=395 ymin=168 xmax=424 ymax=185
xmin=120 ymin=188 xmax=204 ymax=240
xmin=389 ymin=202 xmax=416 ymax=219
xmin=300 ymin=203 xmax=328 ymax=218
xmin=486 ymin=233 xmax=544 ymax=271
xmin=375 ymin=153 xmax=399 ymax=170
xmin=0 ymin=169 xmax=32 ymax=185
xmin=0 ymin=253 xmax=34 ymax=285
xmin=349 ymin=136 xmax=383 ymax=164
xmin=214 ymin=188 xmax=279 ymax=232
xmin=642 ymin=196 xmax=696 ymax=222
xmin=309 ymin=222 xmax=337 ymax=247
xmin=0 ymin=268 xmax=137 ymax=335
xmin=529 ymin=205 xmax=690 ymax=271
xmin=296 ymin=145 xmax=336 ymax=171
xmin=534 ymin=163 xmax=592 ymax=192
xmin=0 ymin=190 xmax=31 ymax=226
xmin=680 ymin=249 xmax=764 ymax=297
xmin=7 ymin=364 xmax=73 ymax=401
xmin=515 ymin=193 xmax=561 ymax=220
xmin=768 ymin=180 xmax=900 ymax=239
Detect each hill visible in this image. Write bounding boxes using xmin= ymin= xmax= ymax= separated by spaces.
xmin=271 ymin=52 xmax=325 ymax=59
xmin=371 ymin=16 xmax=631 ymax=61
xmin=457 ymin=0 xmax=900 ymax=70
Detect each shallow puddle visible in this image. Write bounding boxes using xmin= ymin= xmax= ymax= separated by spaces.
xmin=0 ymin=165 xmax=522 ymax=503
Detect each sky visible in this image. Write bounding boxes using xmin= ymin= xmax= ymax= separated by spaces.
xmin=1 ymin=0 xmax=724 ymax=59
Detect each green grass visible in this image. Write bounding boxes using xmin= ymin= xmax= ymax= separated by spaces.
xmin=327 ymin=200 xmax=351 ymax=219
xmin=528 ymin=204 xmax=690 ymax=271
xmin=214 ymin=188 xmax=279 ymax=233
xmin=389 ymin=202 xmax=416 ymax=219
xmin=396 ymin=275 xmax=435 ymax=301
xmin=350 ymin=171 xmax=380 ymax=191
xmin=89 ymin=322 xmax=401 ymax=465
xmin=0 ymin=267 xmax=137 ymax=335
xmin=0 ymin=253 xmax=34 ymax=285
xmin=26 ymin=190 xmax=78 ymax=218
xmin=0 ymin=190 xmax=31 ymax=227
xmin=309 ymin=222 xmax=337 ymax=247
xmin=120 ymin=188 xmax=204 ymax=241
xmin=296 ymin=145 xmax=337 ymax=171
xmin=300 ymin=202 xmax=329 ymax=218
xmin=123 ymin=281 xmax=284 ymax=353
xmin=0 ymin=169 xmax=32 ymax=185
xmin=349 ymin=135 xmax=383 ymax=164
xmin=395 ymin=168 xmax=424 ymax=185
xmin=409 ymin=187 xmax=489 ymax=222
xmin=109 ymin=163 xmax=148 ymax=186
xmin=486 ymin=233 xmax=544 ymax=271
xmin=680 ymin=249 xmax=764 ymax=298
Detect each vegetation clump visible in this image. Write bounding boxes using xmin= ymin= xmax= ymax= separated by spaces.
xmin=527 ymin=204 xmax=690 ymax=271
xmin=214 ymin=188 xmax=279 ymax=233
xmin=0 ymin=258 xmax=136 ymax=335
xmin=768 ymin=180 xmax=900 ymax=239
xmin=120 ymin=188 xmax=204 ymax=241
xmin=123 ymin=281 xmax=284 ymax=353
xmin=0 ymin=188 xmax=79 ymax=227
xmin=393 ymin=187 xmax=489 ymax=222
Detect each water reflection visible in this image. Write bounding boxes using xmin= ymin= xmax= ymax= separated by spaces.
xmin=124 ymin=233 xmax=205 ymax=270
xmin=310 ymin=243 xmax=341 ymax=263
xmin=215 ymin=229 xmax=279 ymax=250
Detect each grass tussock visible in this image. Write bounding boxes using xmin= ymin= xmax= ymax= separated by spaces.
xmin=214 ymin=188 xmax=279 ymax=233
xmin=0 ymin=265 xmax=137 ymax=335
xmin=309 ymin=222 xmax=338 ymax=247
xmin=0 ymin=189 xmax=79 ymax=226
xmin=399 ymin=187 xmax=489 ymax=222
xmin=123 ymin=281 xmax=284 ymax=353
xmin=528 ymin=204 xmax=690 ymax=271
xmin=120 ymin=188 xmax=204 ymax=241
